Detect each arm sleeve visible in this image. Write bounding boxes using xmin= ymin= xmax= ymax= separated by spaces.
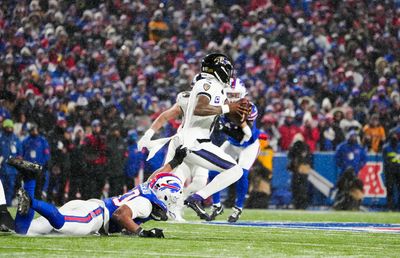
xmin=124 ymin=196 xmax=152 ymax=219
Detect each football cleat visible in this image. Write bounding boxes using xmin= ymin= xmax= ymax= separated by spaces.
xmin=17 ymin=188 xmax=31 ymax=216
xmin=209 ymin=205 xmax=224 ymax=221
xmin=7 ymin=158 xmax=42 ymax=179
xmin=228 ymin=206 xmax=242 ymax=223
xmin=184 ymin=194 xmax=210 ymax=221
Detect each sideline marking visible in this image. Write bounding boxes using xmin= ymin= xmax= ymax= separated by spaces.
xmin=204 ymin=221 xmax=400 ymax=234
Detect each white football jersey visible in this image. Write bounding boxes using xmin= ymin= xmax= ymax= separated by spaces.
xmin=124 ymin=196 xmax=152 ymax=219
xmin=176 ymin=91 xmax=190 ymax=115
xmin=181 ymin=73 xmax=227 ymax=148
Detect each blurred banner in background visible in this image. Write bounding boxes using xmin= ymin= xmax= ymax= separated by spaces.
xmin=271 ymin=153 xmax=388 ymax=207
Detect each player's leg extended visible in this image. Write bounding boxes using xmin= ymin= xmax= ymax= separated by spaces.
xmin=17 ymin=184 xmax=66 ymax=232
xmin=236 ymin=141 xmax=259 ymax=207
xmin=15 ymin=179 xmax=37 ymax=234
xmin=208 ymin=141 xmax=234 ymax=206
xmin=235 ymin=169 xmax=249 ymax=209
xmin=5 ymin=158 xmax=47 ymax=234
xmin=208 ymin=170 xmax=224 ymax=220
xmin=167 ymin=163 xmax=190 ymax=221
xmin=183 ymin=142 xmax=242 ymax=220
xmin=208 ymin=171 xmax=220 ymax=205
xmin=186 ymin=142 xmax=243 ymax=199
xmin=184 ymin=166 xmax=208 ymax=198
xmin=57 ymin=200 xmax=103 ymax=235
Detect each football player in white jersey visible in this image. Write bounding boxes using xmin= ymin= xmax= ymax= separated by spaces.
xmin=176 ymin=53 xmax=249 ymax=220
xmin=138 ymin=75 xmax=209 ymax=221
xmin=8 ymin=147 xmax=186 ymax=237
xmin=208 ymin=78 xmax=260 ymax=222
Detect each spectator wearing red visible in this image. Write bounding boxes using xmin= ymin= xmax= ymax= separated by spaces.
xmin=278 ymin=109 xmax=301 ymax=151
xmin=81 ymin=119 xmax=107 ymax=199
xmin=300 ymin=113 xmax=320 ymax=153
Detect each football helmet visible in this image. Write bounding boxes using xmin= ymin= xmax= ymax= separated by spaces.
xmin=201 ymin=53 xmax=233 ymax=85
xmin=225 ymin=77 xmax=247 ymax=103
xmin=149 ymin=173 xmax=183 ymax=211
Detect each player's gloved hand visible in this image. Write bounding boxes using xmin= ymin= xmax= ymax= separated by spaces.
xmin=240 ymin=133 xmax=252 ymax=145
xmin=169 ymin=145 xmax=188 ymax=169
xmin=138 ymin=129 xmax=155 ymax=151
xmin=240 ymin=125 xmax=252 ymax=144
xmin=138 ymin=228 xmax=165 ymax=238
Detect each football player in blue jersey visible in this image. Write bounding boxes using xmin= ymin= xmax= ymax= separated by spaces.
xmin=208 ymin=78 xmax=260 ymax=222
xmin=7 ymin=146 xmax=187 ymax=238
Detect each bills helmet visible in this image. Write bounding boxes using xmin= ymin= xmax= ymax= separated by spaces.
xmin=149 ymin=173 xmax=183 ymax=210
xmin=201 ymin=53 xmax=233 ymax=85
xmin=225 ymin=77 xmax=247 ymax=103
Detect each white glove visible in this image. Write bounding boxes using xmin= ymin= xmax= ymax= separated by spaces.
xmin=137 ymin=129 xmax=155 ymax=151
xmin=240 ymin=125 xmax=252 ymax=144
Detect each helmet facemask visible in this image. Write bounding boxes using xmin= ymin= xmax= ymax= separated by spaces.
xmin=225 ymin=78 xmax=247 ymax=103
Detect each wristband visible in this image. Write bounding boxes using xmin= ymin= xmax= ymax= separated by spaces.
xmin=169 ymin=158 xmax=180 ymax=169
xmin=145 ymin=128 xmax=155 ymax=139
xmin=221 ymin=104 xmax=230 ymax=114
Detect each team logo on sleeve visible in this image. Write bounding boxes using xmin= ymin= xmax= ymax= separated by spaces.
xmin=215 ymin=96 xmax=220 ymax=104
xmin=203 ymin=83 xmax=211 ymax=91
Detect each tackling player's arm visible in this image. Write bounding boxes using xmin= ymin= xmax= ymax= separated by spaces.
xmin=112 ymin=205 xmax=142 ymax=234
xmin=193 ymin=95 xmax=248 ymax=116
xmin=147 ymin=145 xmax=187 ymax=181
xmin=138 ymin=104 xmax=182 ymax=150
xmin=112 ymin=199 xmax=165 ymax=238
xmin=150 ymin=104 xmax=182 ymax=132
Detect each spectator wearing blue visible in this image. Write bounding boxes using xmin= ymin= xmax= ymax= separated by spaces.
xmin=335 ymin=130 xmax=367 ymax=176
xmin=132 ymin=78 xmax=152 ymax=114
xmin=0 ymin=119 xmax=22 ymax=206
xmin=124 ymin=131 xmax=144 ymax=189
xmin=22 ymin=123 xmax=50 ymax=200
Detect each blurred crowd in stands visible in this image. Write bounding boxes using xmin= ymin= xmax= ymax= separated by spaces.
xmin=1 ymin=0 xmax=400 ymax=209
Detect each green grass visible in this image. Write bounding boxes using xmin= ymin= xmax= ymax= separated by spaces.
xmin=1 ymin=208 xmax=400 ymax=257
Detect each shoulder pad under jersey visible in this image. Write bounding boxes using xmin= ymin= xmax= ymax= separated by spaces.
xmin=176 ymin=91 xmax=190 ymax=109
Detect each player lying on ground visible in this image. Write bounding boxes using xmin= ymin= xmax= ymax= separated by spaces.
xmin=208 ymin=78 xmax=260 ymax=222
xmin=8 ymin=146 xmax=186 ymax=237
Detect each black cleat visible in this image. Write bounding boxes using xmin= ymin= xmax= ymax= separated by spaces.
xmin=16 ymin=188 xmax=31 ymax=216
xmin=209 ymin=205 xmax=224 ymax=221
xmin=7 ymin=158 xmax=42 ymax=179
xmin=184 ymin=194 xmax=210 ymax=221
xmin=227 ymin=206 xmax=242 ymax=223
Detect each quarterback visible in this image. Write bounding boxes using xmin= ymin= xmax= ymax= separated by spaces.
xmin=179 ymin=53 xmax=250 ymax=220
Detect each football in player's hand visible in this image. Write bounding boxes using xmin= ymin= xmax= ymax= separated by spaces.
xmin=226 ymin=98 xmax=251 ymax=124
